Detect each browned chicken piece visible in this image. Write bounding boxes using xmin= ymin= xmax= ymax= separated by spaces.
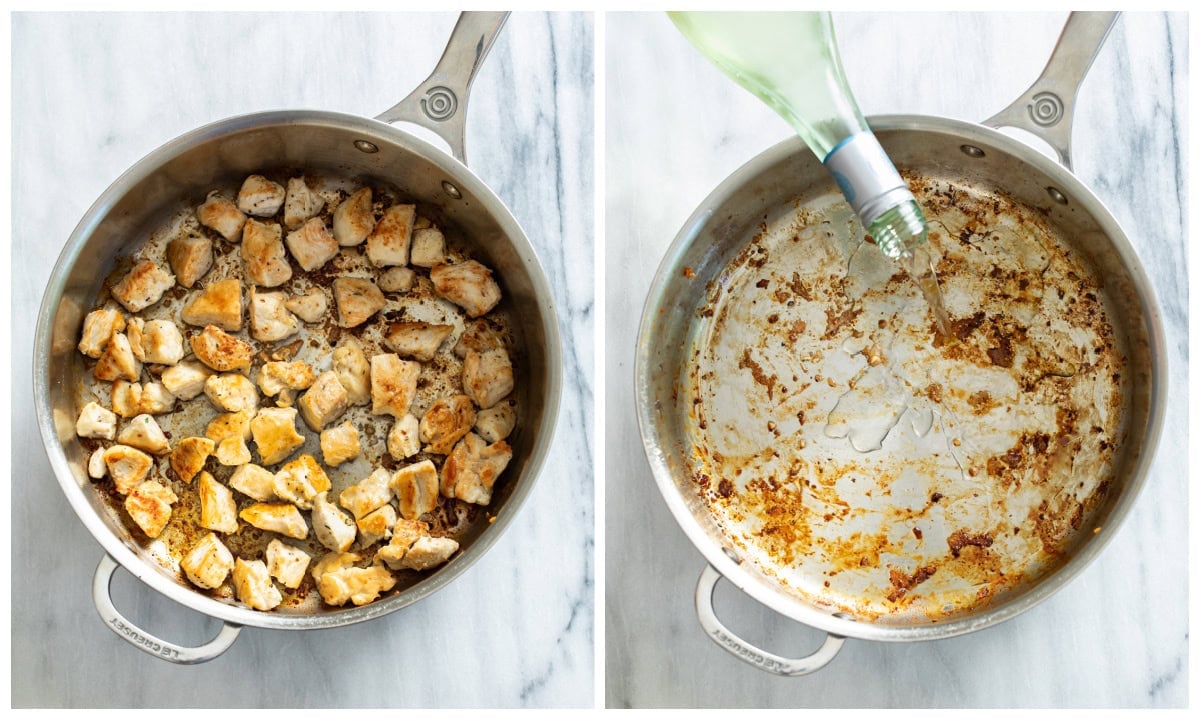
xmin=316 ymin=563 xmax=395 ymax=607
xmin=409 ymin=226 xmax=446 ymax=268
xmin=333 ymin=187 xmax=375 ymax=247
xmin=160 ymin=361 xmax=213 ymax=400
xmin=356 ymin=505 xmax=396 ymax=548
xmin=206 ymin=410 xmax=254 ymax=466
xmin=390 ymin=459 xmax=440 ymax=520
xmin=463 ymin=347 xmax=515 ymax=410
xmin=138 ymin=383 xmax=176 ymax=415
xmin=332 ymin=338 xmax=371 ymax=406
xmin=76 ymin=401 xmax=118 ymax=440
xmin=78 ymin=307 xmax=126 ymax=358
xmin=265 ymin=539 xmax=310 ymax=589
xmin=374 ymin=518 xmax=430 ymax=570
xmin=396 ymin=536 xmax=459 ymax=571
xmin=419 ymin=394 xmax=477 ymax=455
xmin=430 ymin=260 xmax=501 ymax=318
xmin=378 ymin=267 xmax=416 ymax=293
xmin=441 ymin=432 xmax=513 ymax=505
xmin=454 ymin=319 xmax=505 ymax=358
xmin=181 ymin=278 xmax=243 ymax=332
xmin=137 ymin=319 xmax=185 ymax=365
xmin=94 ymin=332 xmax=142 ymax=383
xmin=332 ymin=277 xmax=386 ymax=328
xmin=124 ymin=480 xmax=178 ymax=539
xmin=283 ymin=177 xmax=325 ymax=230
xmin=236 ymin=174 xmax=286 ymax=217
xmin=298 ymin=370 xmax=350 ymax=432
xmin=104 ymin=445 xmax=154 ymax=495
xmin=169 ymin=436 xmax=215 ymax=483
xmin=311 ymin=491 xmax=358 ymax=552
xmin=284 ymin=291 xmax=327 ymax=323
xmin=88 ymin=448 xmax=107 ymax=479
xmin=387 ymin=414 xmax=421 ymax=460
xmin=366 ymin=204 xmax=415 ymax=267
xmin=249 ymin=287 xmax=300 ymax=343
xmin=204 ymin=373 xmax=259 ymax=414
xmin=285 ymin=217 xmax=339 ymax=272
xmin=111 ymin=380 xmax=141 ymax=418
xmin=338 ymin=468 xmax=393 ymax=520
xmin=475 ymin=402 xmax=516 ymax=443
xmin=190 ymin=325 xmax=254 ymax=373
xmin=257 ymin=360 xmax=317 ymax=398
xmin=111 ymin=260 xmax=175 ymax=313
xmin=385 ymin=321 xmax=454 ymax=362
xmin=250 ymin=406 xmax=306 ymax=465
xmin=241 ymin=219 xmax=293 ymax=288
xmin=117 ymin=414 xmax=171 ymax=455
xmin=240 ymin=503 xmax=308 ymax=540
xmin=310 ymin=551 xmax=360 ymax=583
xmin=166 ymin=235 xmax=214 ymax=288
xmin=273 ymin=454 xmax=332 ymax=510
xmin=196 ymin=191 xmax=247 ymax=242
xmin=229 ymin=463 xmax=277 ymax=502
xmin=232 ymin=558 xmax=283 ymax=611
xmin=369 ymin=354 xmax=420 ymax=418
xmin=320 ymin=421 xmax=361 ymax=467
xmin=197 ymin=471 xmax=239 ymax=534
xmin=181 ymin=533 xmax=235 ymax=590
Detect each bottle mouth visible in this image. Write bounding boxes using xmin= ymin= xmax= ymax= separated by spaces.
xmin=869 ymin=199 xmax=928 ymax=259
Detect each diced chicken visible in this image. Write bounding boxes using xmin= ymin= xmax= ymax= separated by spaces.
xmin=140 ymin=320 xmax=185 ymax=365
xmin=197 ymin=471 xmax=239 ymax=534
xmin=241 ymin=219 xmax=293 ymax=288
xmin=124 ymin=480 xmax=178 ymax=539
xmin=257 ymin=361 xmax=316 ymax=398
xmin=111 ymin=380 xmax=142 ymax=418
xmin=453 ymin=319 xmax=505 ymax=358
xmin=126 ymin=318 xmax=147 ymax=361
xmin=190 ymin=325 xmax=254 ymax=373
xmin=370 ymin=354 xmax=420 ymax=418
xmin=272 ymin=454 xmax=331 ymax=510
xmin=266 ymin=539 xmax=311 ymax=589
xmin=181 ymin=533 xmax=235 ymax=590
xmin=419 ymin=394 xmax=477 ymax=455
xmin=103 ymin=445 xmax=153 ymax=495
xmin=94 ymin=332 xmax=141 ymax=383
xmin=385 ymin=321 xmax=454 ymax=362
xmin=366 ymin=204 xmax=415 ymax=267
xmin=160 ymin=361 xmax=213 ymax=400
xmin=78 ymin=307 xmax=126 ymax=358
xmin=283 ymin=177 xmax=326 ymax=230
xmin=110 ymin=260 xmax=175 ymax=313
xmin=311 ymin=551 xmax=360 ymax=584
xmin=387 ymin=414 xmax=421 ymax=460
xmin=284 ymin=292 xmax=327 ymax=323
xmin=169 ymin=436 xmax=215 ymax=484
xmin=250 ymin=406 xmax=305 ymax=466
xmin=378 ymin=267 xmax=416 ymax=293
xmin=441 ymin=432 xmax=513 ymax=505
xmin=237 ymin=175 xmax=286 ymax=217
xmin=333 ymin=187 xmax=375 ymax=247
xmin=430 ymin=260 xmax=501 ymax=318
xmin=475 ymin=402 xmax=516 ymax=443
xmin=391 ymin=459 xmax=440 ymax=520
xmin=232 ymin=558 xmax=283 ymax=611
xmin=285 ymin=217 xmax=339 ymax=272
xmin=229 ymin=463 xmax=278 ymax=502
xmin=463 ymin=347 xmax=515 ymax=410
xmin=181 ymin=278 xmax=243 ymax=332
xmin=196 ymin=191 xmax=247 ymax=242
xmin=248 ymin=287 xmax=300 ymax=343
xmin=338 ymin=468 xmax=393 ymax=520
xmin=320 ymin=421 xmax=360 ymax=467
xmin=316 ymin=564 xmax=396 ymax=607
xmin=166 ymin=235 xmax=214 ymax=288
xmin=239 ymin=503 xmax=308 ymax=540
xmin=332 ymin=338 xmax=371 ymax=406
xmin=297 ymin=371 xmax=349 ymax=432
xmin=276 ymin=388 xmax=298 ymax=408
xmin=311 ymin=491 xmax=357 ymax=553
xmin=206 ymin=410 xmax=254 ymax=467
xmin=374 ymin=518 xmax=430 ymax=569
xmin=332 ymin=277 xmax=386 ymax=328
xmin=356 ymin=505 xmax=396 ymax=547
xmin=397 ymin=536 xmax=459 ymax=571
xmin=76 ymin=401 xmax=117 ymax=440
xmin=409 ymin=227 xmax=446 ymax=268
xmin=139 ymin=382 xmax=177 ymax=413
xmin=117 ymin=414 xmax=171 ymax=455
xmin=204 ymin=373 xmax=259 ymax=413
xmin=88 ymin=448 xmax=107 ymax=479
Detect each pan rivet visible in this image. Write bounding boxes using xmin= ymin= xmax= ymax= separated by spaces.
xmin=1047 ymin=187 xmax=1069 ymax=205
xmin=442 ymin=181 xmax=462 ymax=200
xmin=960 ymin=144 xmax=986 ymax=158
xmin=354 ymin=140 xmax=380 ymax=154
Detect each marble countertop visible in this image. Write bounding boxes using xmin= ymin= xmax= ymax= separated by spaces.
xmin=605 ymin=11 xmax=1187 ymax=709
xmin=11 ymin=11 xmax=593 ymax=708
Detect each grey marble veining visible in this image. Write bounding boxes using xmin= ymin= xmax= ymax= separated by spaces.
xmin=10 ymin=11 xmax=593 ymax=708
xmin=605 ymin=11 xmax=1187 ymax=708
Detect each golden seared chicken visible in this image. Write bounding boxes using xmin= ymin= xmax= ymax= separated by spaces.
xmin=316 ymin=562 xmax=395 ymax=607
xmin=241 ymin=219 xmax=293 ymax=288
xmin=332 ymin=277 xmax=386 ymax=328
xmin=419 ymin=394 xmax=477 ymax=455
xmin=239 ymin=503 xmax=308 ymax=540
xmin=367 ymin=203 xmax=415 ymax=267
xmin=333 ymin=187 xmax=375 ymax=246
xmin=356 ymin=505 xmax=396 ymax=547
xmin=431 ymin=259 xmax=501 ymax=318
xmin=88 ymin=448 xmax=107 ymax=479
xmin=463 ymin=347 xmax=514 ymax=410
xmin=196 ymin=191 xmax=247 ymax=242
xmin=181 ymin=533 xmax=235 ymax=590
xmin=409 ymin=226 xmax=446 ymax=268
xmin=236 ymin=175 xmax=286 ymax=217
xmin=390 ymin=459 xmax=440 ymax=521
xmin=454 ymin=318 xmax=505 ymax=358
xmin=397 ymin=536 xmax=459 ymax=571
xmin=197 ymin=471 xmax=239 ymax=534
xmin=272 ymin=454 xmax=331 ymax=511
xmin=75 ymin=402 xmax=117 ymax=440
xmin=169 ymin=437 xmax=215 ymax=484
xmin=311 ymin=491 xmax=358 ymax=553
xmin=387 ymin=414 xmax=421 ymax=460
xmin=385 ymin=321 xmax=454 ymax=363
xmin=204 ymin=373 xmax=259 ymax=414
xmin=441 ymin=432 xmax=513 ymax=505
xmin=284 ymin=291 xmax=327 ymax=323
xmin=111 ymin=260 xmax=175 ymax=313
xmin=93 ymin=332 xmax=141 ymax=383
xmin=332 ymin=338 xmax=371 ymax=406
xmin=103 ymin=445 xmax=154 ymax=495
xmin=266 ymin=539 xmax=311 ymax=589
xmin=135 ymin=319 xmax=185 ymax=365
xmin=166 ymin=235 xmax=214 ymax=289
xmin=250 ymin=407 xmax=306 ymax=466
xmin=285 ymin=217 xmax=339 ymax=272
xmin=232 ymin=558 xmax=283 ymax=611
xmin=160 ymin=361 xmax=213 ymax=401
xmin=475 ymin=402 xmax=516 ymax=443
xmin=181 ymin=278 xmax=243 ymax=331
xmin=124 ymin=480 xmax=178 ymax=539
xmin=378 ymin=266 xmax=416 ymax=293
xmin=249 ymin=287 xmax=300 ymax=343
xmin=116 ymin=380 xmax=175 ymax=417
xmin=369 ymin=353 xmax=420 ymax=418
xmin=116 ymin=414 xmax=171 ymax=455
xmin=283 ymin=177 xmax=325 ymax=231
xmin=228 ymin=463 xmax=277 ymax=502
xmin=257 ymin=361 xmax=316 ymax=398
xmin=205 ymin=410 xmax=254 ymax=467
xmin=298 ymin=371 xmax=350 ymax=432
xmin=320 ymin=421 xmax=360 ymax=467
xmin=77 ymin=307 xmax=126 ymax=359
xmin=190 ymin=325 xmax=254 ymax=373
xmin=338 ymin=468 xmax=393 ymax=521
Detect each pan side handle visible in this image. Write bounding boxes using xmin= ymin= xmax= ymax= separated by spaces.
xmin=695 ymin=564 xmax=845 ymax=676
xmin=374 ymin=11 xmax=509 ymax=165
xmin=982 ymin=11 xmax=1119 ymax=171
xmin=92 ymin=554 xmax=242 ymax=665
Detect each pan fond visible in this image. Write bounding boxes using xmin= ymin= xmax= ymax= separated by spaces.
xmin=683 ymin=173 xmax=1127 ymax=625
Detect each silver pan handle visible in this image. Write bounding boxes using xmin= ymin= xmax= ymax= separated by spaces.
xmin=375 ymin=11 xmax=509 ymax=165
xmin=695 ymin=564 xmax=845 ymax=676
xmin=983 ymin=11 xmax=1119 ymax=171
xmin=93 ymin=554 xmax=242 ymax=664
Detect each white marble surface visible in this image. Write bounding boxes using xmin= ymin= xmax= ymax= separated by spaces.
xmin=605 ymin=11 xmax=1187 ymax=708
xmin=10 ymin=12 xmax=593 ymax=708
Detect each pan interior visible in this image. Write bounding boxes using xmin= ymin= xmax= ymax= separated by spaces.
xmin=666 ymin=133 xmax=1146 ymax=627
